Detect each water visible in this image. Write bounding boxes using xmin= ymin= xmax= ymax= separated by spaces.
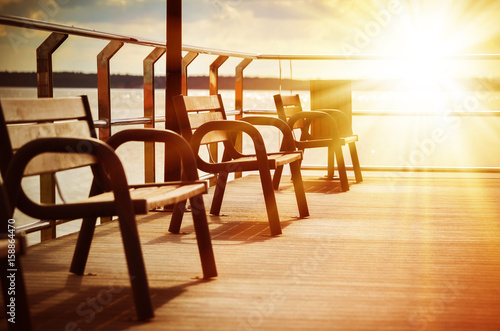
xmin=2 ymin=87 xmax=500 ymax=244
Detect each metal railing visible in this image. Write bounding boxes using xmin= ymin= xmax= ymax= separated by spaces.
xmin=1 ymin=14 xmax=500 ymax=240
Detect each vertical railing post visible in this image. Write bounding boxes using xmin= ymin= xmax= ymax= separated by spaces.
xmin=37 ymin=33 xmax=67 ymax=98
xmin=207 ymin=56 xmax=229 ymax=185
xmin=209 ymin=55 xmax=229 ymax=95
xmin=235 ymin=58 xmax=252 ymax=120
xmin=182 ymin=51 xmax=198 ymax=95
xmin=234 ymin=58 xmax=252 ymax=179
xmin=143 ymin=47 xmax=165 ymax=183
xmin=36 ymin=32 xmax=67 ymax=241
xmin=97 ymin=40 xmax=123 ymax=142
xmin=97 ymin=40 xmax=123 ymax=223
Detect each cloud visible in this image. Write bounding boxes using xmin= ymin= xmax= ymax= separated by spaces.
xmin=2 ymin=0 xmax=500 ymax=76
xmin=102 ymin=0 xmax=128 ymax=6
xmin=0 ymin=0 xmax=22 ymax=10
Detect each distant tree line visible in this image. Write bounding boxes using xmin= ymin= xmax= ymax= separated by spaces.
xmin=0 ymin=71 xmax=310 ymax=90
xmin=2 ymin=71 xmax=498 ymax=92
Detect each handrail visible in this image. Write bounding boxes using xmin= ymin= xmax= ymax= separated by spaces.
xmin=256 ymin=53 xmax=500 ymax=61
xmin=3 ymin=14 xmax=500 ymax=61
xmin=241 ymin=109 xmax=500 ymax=117
xmin=94 ymin=116 xmax=166 ymax=128
xmin=0 ymin=14 xmax=258 ymax=58
xmin=0 ymin=14 xmax=163 ymax=48
xmin=300 ymin=165 xmax=500 ymax=174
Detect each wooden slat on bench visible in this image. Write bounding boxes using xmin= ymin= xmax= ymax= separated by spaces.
xmin=7 ymin=121 xmax=92 ymax=150
xmin=23 ymin=153 xmax=97 ymax=176
xmin=1 ymin=98 xmax=97 ymax=176
xmin=7 ymin=121 xmax=97 ymax=176
xmin=131 ymin=183 xmax=207 ymax=209
xmin=0 ymin=97 xmax=87 ymax=123
xmin=188 ymin=112 xmax=224 ymax=130
xmin=183 ymin=95 xmax=224 ymax=112
xmin=83 ymin=183 xmax=207 ymax=214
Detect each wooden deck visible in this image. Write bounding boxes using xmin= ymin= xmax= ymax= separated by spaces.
xmin=3 ymin=174 xmax=500 ymax=330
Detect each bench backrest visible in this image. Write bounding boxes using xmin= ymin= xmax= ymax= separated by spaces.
xmin=0 ymin=96 xmax=98 ymax=177
xmin=274 ymin=94 xmax=304 ymax=121
xmin=173 ymin=94 xmax=230 ymax=145
xmin=274 ymin=94 xmax=307 ymax=130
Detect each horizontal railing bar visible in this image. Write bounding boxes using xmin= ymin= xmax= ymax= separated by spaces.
xmin=16 ymin=218 xmax=78 ymax=234
xmin=0 ymin=14 xmax=162 ymax=48
xmin=225 ymin=110 xmax=242 ymax=116
xmin=0 ymin=14 xmax=256 ymax=58
xmin=257 ymin=54 xmax=500 ymax=61
xmin=154 ymin=116 xmax=166 ymax=123
xmin=2 ymin=15 xmax=500 ymax=61
xmin=93 ymin=120 xmax=107 ymax=128
xmin=242 ymin=109 xmax=500 ymax=116
xmin=351 ymin=110 xmax=500 ymax=116
xmin=16 ymin=221 xmax=52 ymax=234
xmin=301 ymin=165 xmax=500 ymax=173
xmin=90 ymin=109 xmax=500 ymax=130
xmin=182 ymin=45 xmax=258 ymax=59
xmin=199 ymin=173 xmax=216 ymax=181
xmin=94 ymin=117 xmax=167 ymax=128
xmin=242 ymin=109 xmax=277 ymax=115
xmin=110 ymin=117 xmax=152 ymax=125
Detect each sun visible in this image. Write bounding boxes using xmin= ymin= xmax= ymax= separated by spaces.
xmin=389 ymin=10 xmax=456 ymax=80
xmin=397 ymin=33 xmax=449 ymax=91
xmin=373 ymin=1 xmax=488 ymax=112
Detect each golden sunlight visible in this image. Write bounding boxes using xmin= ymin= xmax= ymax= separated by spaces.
xmin=370 ymin=0 xmax=499 ymax=113
xmin=385 ymin=5 xmax=458 ymax=81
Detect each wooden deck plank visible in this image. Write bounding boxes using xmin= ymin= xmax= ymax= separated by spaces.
xmin=2 ymin=174 xmax=500 ymax=330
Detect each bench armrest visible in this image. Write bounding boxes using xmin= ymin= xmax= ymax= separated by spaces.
xmin=190 ymin=119 xmax=276 ymax=170
xmin=106 ymin=128 xmax=200 ymax=181
xmin=239 ymin=116 xmax=297 ymax=151
xmin=3 ymin=137 xmax=133 ymax=221
xmin=287 ymin=110 xmax=341 ymax=141
xmin=313 ymin=109 xmax=353 ymax=136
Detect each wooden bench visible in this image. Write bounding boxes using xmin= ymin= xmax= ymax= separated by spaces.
xmin=172 ymin=94 xmax=309 ymax=236
xmin=0 ymin=96 xmax=217 ymax=321
xmin=274 ymin=94 xmax=363 ymax=191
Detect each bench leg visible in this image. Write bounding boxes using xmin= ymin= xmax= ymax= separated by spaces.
xmin=116 ymin=212 xmax=154 ymax=321
xmin=289 ymin=160 xmax=310 ymax=218
xmin=190 ymin=194 xmax=217 ymax=278
xmin=272 ymin=165 xmax=284 ymax=189
xmin=210 ymin=171 xmax=228 ymax=216
xmin=272 ymin=140 xmax=287 ymax=189
xmin=168 ymin=200 xmax=187 ymax=233
xmin=258 ymin=167 xmax=282 ymax=236
xmin=349 ymin=142 xmax=363 ymax=183
xmin=70 ymin=217 xmax=97 ymax=275
xmin=335 ymin=146 xmax=350 ymax=192
xmin=275 ymin=149 xmax=303 ymax=188
xmin=327 ymin=145 xmax=335 ymax=179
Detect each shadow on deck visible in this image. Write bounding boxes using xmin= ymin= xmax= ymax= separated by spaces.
xmin=2 ymin=174 xmax=500 ymax=330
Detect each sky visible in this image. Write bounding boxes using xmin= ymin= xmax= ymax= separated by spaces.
xmin=1 ymin=0 xmax=500 ymax=79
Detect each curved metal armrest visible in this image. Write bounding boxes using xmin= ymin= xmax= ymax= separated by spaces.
xmin=240 ymin=116 xmax=296 ymax=151
xmin=288 ymin=110 xmax=341 ymax=140
xmin=191 ymin=119 xmax=270 ymax=162
xmin=106 ymin=128 xmax=200 ymax=181
xmin=3 ymin=137 xmax=132 ymax=220
xmin=314 ymin=109 xmax=353 ymax=136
